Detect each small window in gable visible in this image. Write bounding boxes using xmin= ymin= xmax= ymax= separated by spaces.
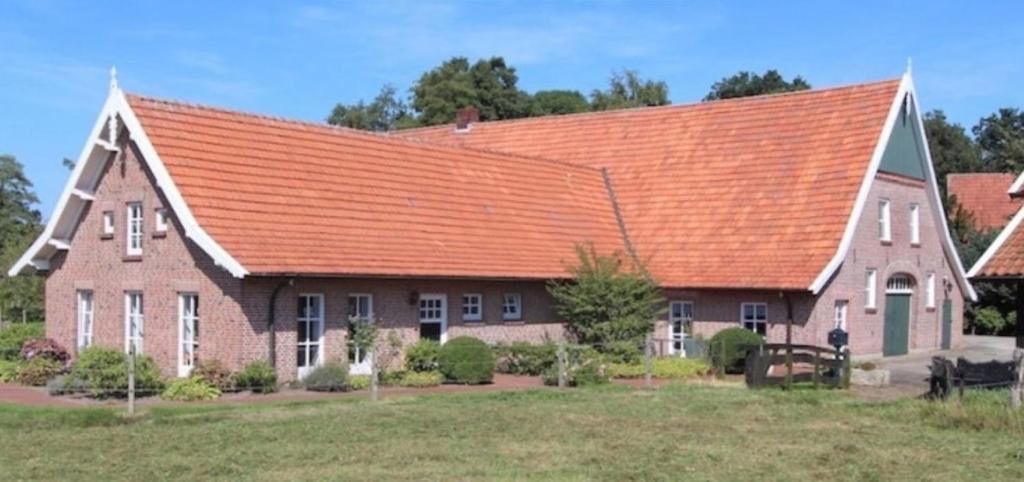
xmin=865 ymin=269 xmax=878 ymax=310
xmin=102 ymin=211 xmax=114 ymax=237
xmin=155 ymin=208 xmax=169 ymax=234
xmin=878 ymin=200 xmax=891 ymax=243
xmin=910 ymin=203 xmax=920 ymax=246
xmin=502 ymin=293 xmax=522 ymax=321
xmin=926 ymin=272 xmax=936 ymax=309
xmin=126 ymin=202 xmax=143 ymax=256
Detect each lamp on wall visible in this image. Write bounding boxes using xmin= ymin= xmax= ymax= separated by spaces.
xmin=408 ymin=290 xmax=420 ymax=305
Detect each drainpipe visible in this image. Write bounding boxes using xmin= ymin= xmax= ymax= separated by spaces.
xmin=268 ymin=279 xmax=294 ymax=370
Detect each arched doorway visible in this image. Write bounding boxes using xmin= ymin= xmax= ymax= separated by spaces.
xmin=883 ymin=274 xmax=914 ymax=356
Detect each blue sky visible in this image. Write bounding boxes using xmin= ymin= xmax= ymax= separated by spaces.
xmin=1 ymin=0 xmax=1022 ymax=217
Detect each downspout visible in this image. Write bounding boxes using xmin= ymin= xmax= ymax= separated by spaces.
xmin=268 ymin=279 xmax=294 ymax=370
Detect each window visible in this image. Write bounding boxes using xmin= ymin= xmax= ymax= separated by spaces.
xmin=669 ymin=301 xmax=694 ymax=355
xmin=124 ymin=292 xmax=144 ymax=354
xmin=102 ymin=211 xmax=114 ymax=236
xmin=77 ymin=291 xmax=94 ymax=349
xmin=178 ymin=294 xmax=199 ymax=377
xmin=833 ymin=300 xmax=848 ymax=330
xmin=155 ymin=208 xmax=169 ymax=233
xmin=126 ymin=202 xmax=143 ymax=255
xmin=741 ymin=303 xmax=767 ymax=336
xmin=865 ymin=269 xmax=878 ymax=309
xmin=909 ymin=203 xmax=920 ymax=245
xmin=347 ymin=294 xmax=373 ymax=372
xmin=502 ymin=293 xmax=522 ymax=320
xmin=347 ymin=294 xmax=373 ymax=321
xmin=462 ymin=293 xmax=483 ymax=322
xmin=926 ymin=272 xmax=936 ymax=309
xmin=297 ymin=294 xmax=324 ymax=377
xmin=419 ymin=294 xmax=447 ymax=343
xmin=878 ymin=200 xmax=891 ymax=242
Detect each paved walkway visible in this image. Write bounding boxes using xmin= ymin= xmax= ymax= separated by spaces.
xmin=873 ymin=335 xmax=1018 ymax=386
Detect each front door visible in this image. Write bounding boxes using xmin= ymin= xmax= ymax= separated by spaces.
xmin=347 ymin=294 xmax=373 ymax=375
xmin=297 ymin=294 xmax=324 ymax=379
xmin=941 ymin=299 xmax=953 ymax=350
xmin=883 ymin=294 xmax=910 ymax=356
xmin=419 ymin=294 xmax=447 ymax=343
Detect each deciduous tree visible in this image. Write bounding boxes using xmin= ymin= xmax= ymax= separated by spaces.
xmin=703 ymin=69 xmax=810 ymax=101
xmin=590 ymin=70 xmax=670 ymax=111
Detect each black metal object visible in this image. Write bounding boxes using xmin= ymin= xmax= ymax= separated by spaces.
xmin=928 ymin=355 xmax=1018 ymax=401
xmin=827 ymin=328 xmax=848 ymax=351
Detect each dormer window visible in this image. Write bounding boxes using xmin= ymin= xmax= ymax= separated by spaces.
xmin=127 ymin=202 xmax=143 ymax=256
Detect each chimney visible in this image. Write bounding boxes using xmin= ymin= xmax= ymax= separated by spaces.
xmin=455 ymin=106 xmax=479 ymax=131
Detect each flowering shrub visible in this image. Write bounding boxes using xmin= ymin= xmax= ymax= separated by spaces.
xmin=20 ymin=338 xmax=71 ymax=367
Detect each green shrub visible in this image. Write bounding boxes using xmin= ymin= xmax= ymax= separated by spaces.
xmin=192 ymin=359 xmax=235 ymax=391
xmin=347 ymin=375 xmax=371 ymax=391
xmin=0 ymin=359 xmax=23 ymax=382
xmin=303 ymin=362 xmax=349 ymax=392
xmin=438 ymin=336 xmax=495 ymax=384
xmin=542 ymin=362 xmax=608 ymax=387
xmin=405 ymin=339 xmax=441 ymax=372
xmin=605 ymin=358 xmax=712 ymax=379
xmin=46 ymin=375 xmax=68 ymax=396
xmin=16 ymin=357 xmax=62 ymax=386
xmin=708 ymin=327 xmax=763 ymax=374
xmin=67 ymin=347 xmax=165 ymax=398
xmin=20 ymin=338 xmax=70 ymax=367
xmin=161 ymin=377 xmax=221 ymax=401
xmin=493 ymin=342 xmax=557 ymax=375
xmin=0 ymin=323 xmax=44 ymax=361
xmin=234 ymin=360 xmax=277 ymax=394
xmin=380 ymin=370 xmax=406 ymax=386
xmin=398 ymin=370 xmax=443 ymax=388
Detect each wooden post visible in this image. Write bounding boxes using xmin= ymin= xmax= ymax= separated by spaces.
xmin=127 ymin=345 xmax=136 ymax=416
xmin=784 ymin=295 xmax=793 ymax=390
xmin=557 ymin=342 xmax=567 ymax=388
xmin=1012 ymin=348 xmax=1023 ymax=409
xmin=643 ymin=333 xmax=653 ymax=390
xmin=370 ymin=344 xmax=379 ymax=402
xmin=812 ymin=347 xmax=820 ymax=389
xmin=841 ymin=350 xmax=851 ymax=389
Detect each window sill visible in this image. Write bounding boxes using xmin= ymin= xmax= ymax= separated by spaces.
xmin=502 ymin=318 xmax=524 ymax=324
xmin=925 ymin=307 xmax=936 ymax=312
xmin=462 ymin=319 xmax=484 ymax=324
xmin=152 ymin=231 xmax=167 ymax=239
xmin=100 ymin=233 xmax=113 ymax=240
xmin=910 ymin=243 xmax=921 ymax=248
xmin=123 ymin=255 xmax=143 ymax=262
xmin=865 ymin=307 xmax=877 ymax=314
xmin=880 ymin=240 xmax=892 ymax=246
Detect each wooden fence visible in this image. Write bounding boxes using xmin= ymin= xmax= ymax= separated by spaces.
xmin=744 ymin=343 xmax=850 ymax=389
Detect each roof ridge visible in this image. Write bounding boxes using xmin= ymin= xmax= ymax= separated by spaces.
xmin=395 ymin=77 xmax=903 ymax=135
xmin=125 ymin=93 xmax=605 ymax=175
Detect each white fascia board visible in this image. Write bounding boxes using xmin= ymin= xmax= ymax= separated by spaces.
xmin=8 ymin=88 xmax=249 ymax=279
xmin=968 ymin=203 xmax=1024 ymax=279
xmin=1008 ymin=171 xmax=1024 ymax=196
xmin=71 ymin=188 xmax=95 ymax=201
xmin=47 ymin=239 xmax=71 ymax=250
xmin=808 ymin=75 xmax=910 ymax=294
xmin=112 ymin=91 xmax=248 ymax=278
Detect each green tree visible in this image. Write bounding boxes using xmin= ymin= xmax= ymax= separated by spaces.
xmin=924 ymin=110 xmax=983 ymax=201
xmin=411 ymin=56 xmax=533 ymax=126
xmin=703 ymin=69 xmax=810 ymax=101
xmin=547 ymin=245 xmax=665 ymax=352
xmin=973 ymin=108 xmax=1024 ymax=173
xmin=590 ymin=70 xmax=670 ymax=111
xmin=327 ymin=84 xmax=414 ymax=132
xmin=970 ymin=307 xmax=1010 ymax=335
xmin=530 ymin=90 xmax=590 ymax=116
xmin=0 ymin=154 xmax=43 ymax=322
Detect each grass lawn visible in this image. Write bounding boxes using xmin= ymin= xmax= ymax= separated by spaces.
xmin=0 ymin=384 xmax=1022 ymax=481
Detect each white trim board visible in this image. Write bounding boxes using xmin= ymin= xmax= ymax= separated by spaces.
xmin=8 ymin=86 xmax=248 ymax=278
xmin=808 ymin=73 xmax=976 ymax=301
xmin=968 ymin=202 xmax=1024 ymax=278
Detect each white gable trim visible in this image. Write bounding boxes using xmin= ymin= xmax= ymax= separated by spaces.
xmin=1008 ymin=171 xmax=1024 ymax=196
xmin=968 ymin=203 xmax=1024 ymax=278
xmin=8 ymin=87 xmax=248 ymax=278
xmin=808 ymin=73 xmax=976 ymax=301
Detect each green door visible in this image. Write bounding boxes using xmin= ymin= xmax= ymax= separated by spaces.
xmin=883 ymin=294 xmax=910 ymax=356
xmin=941 ymin=300 xmax=953 ymax=350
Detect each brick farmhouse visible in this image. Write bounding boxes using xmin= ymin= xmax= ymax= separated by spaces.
xmin=9 ymin=71 xmax=974 ymax=380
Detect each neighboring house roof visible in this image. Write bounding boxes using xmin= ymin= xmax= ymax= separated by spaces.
xmin=397 ymin=80 xmax=904 ymax=290
xmin=123 ymin=95 xmax=626 ymax=279
xmin=947 ymin=173 xmax=1022 ymax=231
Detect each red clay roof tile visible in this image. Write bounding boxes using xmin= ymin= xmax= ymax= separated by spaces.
xmin=947 ymin=173 xmax=1021 ymax=231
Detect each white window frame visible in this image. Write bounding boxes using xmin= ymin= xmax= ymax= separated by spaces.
xmin=668 ymin=300 xmax=694 ymax=356
xmin=909 ymin=203 xmax=920 ymax=245
xmin=419 ymin=294 xmax=448 ymax=343
xmin=77 ymin=290 xmax=94 ymax=349
xmin=347 ymin=293 xmax=373 ymax=375
xmin=878 ymin=199 xmax=891 ymax=242
xmin=178 ymin=293 xmax=199 ymax=377
xmin=126 ymin=202 xmax=143 ymax=255
xmin=155 ymin=207 xmax=169 ymax=233
xmin=502 ymin=293 xmax=522 ymax=321
xmin=462 ymin=293 xmax=483 ymax=322
xmin=102 ymin=211 xmax=114 ymax=236
xmin=865 ymin=269 xmax=878 ymax=310
xmin=741 ymin=302 xmax=767 ymax=336
xmin=124 ymin=292 xmax=144 ymax=354
xmin=926 ymin=272 xmax=936 ymax=309
xmin=297 ymin=293 xmax=325 ymax=378
xmin=833 ymin=300 xmax=848 ymax=330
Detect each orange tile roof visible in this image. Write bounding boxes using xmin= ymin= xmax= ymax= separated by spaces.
xmin=974 ymin=222 xmax=1024 ymax=278
xmin=947 ymin=173 xmax=1021 ymax=231
xmin=126 ymin=95 xmax=625 ymax=279
xmin=397 ymin=79 xmax=902 ymax=290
